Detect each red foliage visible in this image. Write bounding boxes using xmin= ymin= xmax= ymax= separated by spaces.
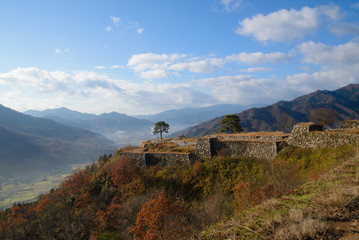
xmin=95 ymin=197 xmax=126 ymax=233
xmin=36 ymin=194 xmax=51 ymax=214
xmin=108 ymin=156 xmax=138 ymax=187
xmin=130 ymin=191 xmax=192 ymax=240
xmin=61 ymin=169 xmax=91 ymax=196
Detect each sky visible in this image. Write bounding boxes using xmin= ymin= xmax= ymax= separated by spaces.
xmin=0 ymin=0 xmax=359 ymax=115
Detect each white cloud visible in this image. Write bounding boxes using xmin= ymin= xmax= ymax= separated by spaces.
xmin=286 ymin=66 xmax=358 ymax=94
xmin=240 ymin=67 xmax=272 ymax=73
xmin=329 ymin=22 xmax=359 ymax=36
xmin=226 ymin=51 xmax=293 ymax=65
xmin=109 ymin=65 xmax=124 ymax=69
xmin=1 ymin=59 xmax=358 ymax=115
xmin=236 ymin=4 xmax=340 ymax=42
xmin=140 ymin=70 xmax=169 ymax=79
xmin=110 ymin=16 xmax=121 ymax=25
xmin=105 ymin=26 xmax=112 ymax=31
xmin=0 ymin=67 xmax=215 ymax=114
xmin=0 ymin=67 xmax=72 ymax=93
xmin=95 ymin=65 xmax=106 ymax=69
xmin=196 ymin=75 xmax=283 ymax=104
xmin=127 ymin=53 xmax=186 ymax=78
xmin=127 ymin=50 xmax=294 ymax=78
xmin=55 ymin=48 xmax=70 ymax=54
xmin=137 ymin=28 xmax=144 ymax=34
xmin=169 ymin=60 xmax=215 ymax=73
xmin=127 ymin=53 xmax=228 ymax=78
xmin=220 ymin=0 xmax=242 ymax=11
xmin=298 ymin=41 xmax=359 ymax=66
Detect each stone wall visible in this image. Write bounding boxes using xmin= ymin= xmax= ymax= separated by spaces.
xmin=120 ymin=152 xmax=192 ymax=168
xmin=215 ymin=134 xmax=288 ymax=141
xmin=121 ymin=122 xmax=359 ymax=168
xmin=341 ymin=120 xmax=359 ymax=129
xmin=288 ymin=131 xmax=359 ymax=148
xmin=193 ymin=137 xmax=286 ymax=161
xmin=291 ymin=122 xmax=323 ymax=134
xmin=119 ymin=153 xmax=146 ymax=168
xmin=192 ymin=138 xmax=216 ymax=160
xmin=212 ymin=140 xmax=284 ymax=160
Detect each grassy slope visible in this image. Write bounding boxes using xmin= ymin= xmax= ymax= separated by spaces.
xmin=202 ymin=148 xmax=359 ymax=240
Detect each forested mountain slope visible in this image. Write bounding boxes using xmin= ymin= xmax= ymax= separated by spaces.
xmin=175 ymin=84 xmax=359 ymax=137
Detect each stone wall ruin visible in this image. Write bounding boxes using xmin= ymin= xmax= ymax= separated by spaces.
xmin=120 ymin=120 xmax=359 ymax=168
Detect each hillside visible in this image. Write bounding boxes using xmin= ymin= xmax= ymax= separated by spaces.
xmin=202 ymin=151 xmax=359 ymax=239
xmin=0 ymin=104 xmax=116 ymax=177
xmin=175 ymin=84 xmax=359 ymax=137
xmin=0 ymin=137 xmax=357 ymax=239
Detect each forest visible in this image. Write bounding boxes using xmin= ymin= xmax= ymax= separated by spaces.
xmin=0 ymin=143 xmax=357 ymax=239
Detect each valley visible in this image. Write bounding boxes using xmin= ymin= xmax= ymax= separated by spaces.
xmin=0 ymin=162 xmax=90 ymax=210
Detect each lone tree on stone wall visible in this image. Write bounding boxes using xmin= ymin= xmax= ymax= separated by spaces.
xmin=153 ymin=121 xmax=169 ymax=139
xmin=220 ymin=114 xmax=243 ymax=134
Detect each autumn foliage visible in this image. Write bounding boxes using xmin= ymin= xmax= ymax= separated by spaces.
xmin=131 ymin=191 xmax=192 ymax=239
xmin=0 ymin=144 xmax=356 ymax=239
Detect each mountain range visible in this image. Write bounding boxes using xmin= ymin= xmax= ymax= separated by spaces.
xmin=0 ymin=105 xmax=116 ymax=177
xmin=2 ymin=83 xmax=359 ymax=176
xmin=174 ymin=84 xmax=359 ymax=137
xmin=25 ymin=104 xmax=252 ymax=145
xmin=134 ymin=104 xmax=251 ymax=129
xmin=25 ymin=108 xmax=154 ymax=146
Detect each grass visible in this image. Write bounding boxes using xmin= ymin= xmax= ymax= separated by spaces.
xmin=201 ymin=150 xmax=359 ymax=239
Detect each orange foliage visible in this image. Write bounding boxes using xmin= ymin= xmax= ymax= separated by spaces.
xmin=108 ymin=156 xmax=138 ymax=187
xmin=131 ymin=191 xmax=192 ymax=240
xmin=36 ymin=194 xmax=51 ymax=214
xmin=61 ymin=169 xmax=91 ymax=196
xmin=72 ymin=192 xmax=90 ymax=211
xmin=95 ymin=197 xmax=126 ymax=233
xmin=232 ymin=181 xmax=274 ymax=211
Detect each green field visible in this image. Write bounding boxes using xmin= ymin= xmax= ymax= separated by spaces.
xmin=0 ymin=163 xmax=89 ymax=209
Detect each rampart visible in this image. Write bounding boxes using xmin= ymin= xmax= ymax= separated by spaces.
xmin=193 ymin=133 xmax=288 ymax=161
xmin=288 ymin=131 xmax=359 ymax=148
xmin=120 ymin=120 xmax=359 ymax=168
xmin=340 ymin=120 xmax=359 ymax=129
xmin=288 ymin=121 xmax=359 ymax=148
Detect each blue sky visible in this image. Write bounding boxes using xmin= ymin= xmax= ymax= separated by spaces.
xmin=0 ymin=0 xmax=359 ymax=115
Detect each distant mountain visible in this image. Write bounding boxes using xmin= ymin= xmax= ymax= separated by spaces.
xmin=25 ymin=104 xmax=252 ymax=145
xmin=26 ymin=107 xmax=98 ymax=121
xmin=135 ymin=104 xmax=251 ymax=130
xmin=0 ymin=105 xmax=116 ymax=177
xmin=174 ymin=84 xmax=359 ymax=137
xmin=25 ymin=108 xmax=154 ymax=146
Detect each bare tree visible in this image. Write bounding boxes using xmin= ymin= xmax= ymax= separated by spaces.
xmin=307 ymin=108 xmax=339 ymax=127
